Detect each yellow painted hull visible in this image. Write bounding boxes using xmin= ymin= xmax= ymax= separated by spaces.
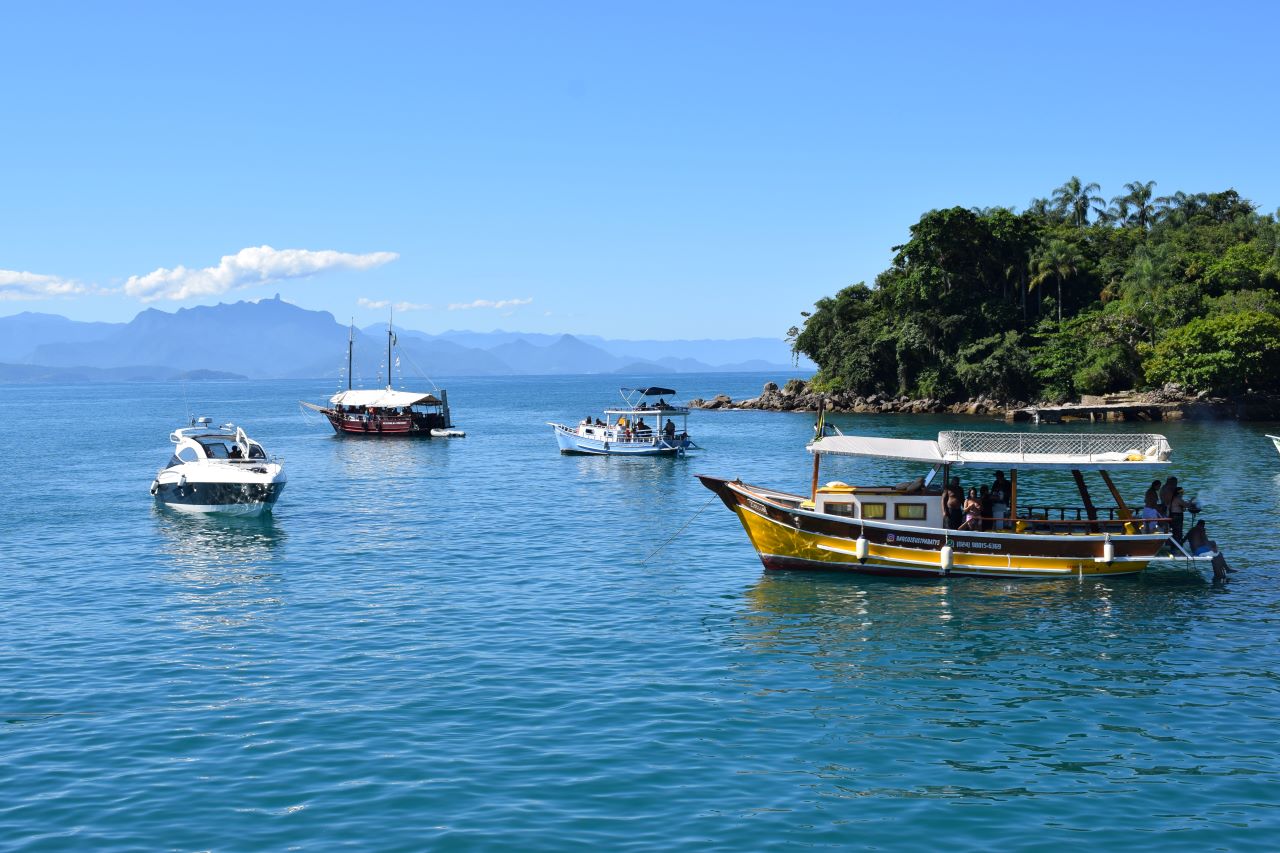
xmin=699 ymin=475 xmax=1166 ymax=580
xmin=734 ymin=502 xmax=1147 ymax=578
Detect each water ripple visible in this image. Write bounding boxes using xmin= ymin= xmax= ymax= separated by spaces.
xmin=1 ymin=377 xmax=1278 ymax=849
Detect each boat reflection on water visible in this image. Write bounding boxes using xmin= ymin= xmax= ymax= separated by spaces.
xmin=736 ymin=570 xmax=1213 ymax=679
xmin=327 ymin=429 xmax=455 ymax=483
xmin=152 ymin=509 xmax=286 ymax=632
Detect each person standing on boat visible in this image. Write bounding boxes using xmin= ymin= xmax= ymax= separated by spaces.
xmin=944 ymin=477 xmax=964 ymax=529
xmin=1144 ymin=479 xmax=1161 ymax=512
xmin=1159 ymin=477 xmax=1178 ymax=515
xmin=990 ymin=471 xmax=1009 ymax=530
xmin=959 ymin=488 xmax=982 ymax=531
xmin=1168 ymin=487 xmax=1188 ymax=543
xmin=978 ymin=485 xmax=993 ymax=531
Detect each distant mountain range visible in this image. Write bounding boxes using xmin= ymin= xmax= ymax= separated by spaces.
xmin=0 ymin=296 xmax=814 ymax=382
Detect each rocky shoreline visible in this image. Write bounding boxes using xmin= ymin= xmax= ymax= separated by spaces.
xmin=690 ymin=379 xmax=1280 ymax=421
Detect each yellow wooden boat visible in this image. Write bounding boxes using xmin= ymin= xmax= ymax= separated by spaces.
xmin=700 ymin=428 xmax=1214 ymax=579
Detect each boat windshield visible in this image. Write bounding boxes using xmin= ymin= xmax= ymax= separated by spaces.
xmin=195 ymin=438 xmax=232 ymax=458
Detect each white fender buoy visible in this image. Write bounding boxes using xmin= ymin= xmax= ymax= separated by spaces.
xmin=855 ymin=536 xmax=869 ymax=562
xmin=1102 ymin=539 xmax=1115 ymax=565
xmin=940 ymin=545 xmax=954 ymax=574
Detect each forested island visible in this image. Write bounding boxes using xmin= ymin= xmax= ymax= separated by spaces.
xmin=768 ymin=179 xmax=1279 ymax=417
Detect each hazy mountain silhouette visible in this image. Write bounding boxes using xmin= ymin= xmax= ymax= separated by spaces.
xmin=1 ymin=297 xmax=813 ymax=381
xmin=0 ymin=312 xmax=123 ymax=362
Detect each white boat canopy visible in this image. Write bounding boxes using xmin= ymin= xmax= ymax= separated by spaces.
xmin=808 ymin=430 xmax=1172 ymax=469
xmin=330 ymin=388 xmax=442 ymax=408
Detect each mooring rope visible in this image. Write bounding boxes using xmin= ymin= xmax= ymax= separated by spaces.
xmin=641 ymin=493 xmax=718 ymax=565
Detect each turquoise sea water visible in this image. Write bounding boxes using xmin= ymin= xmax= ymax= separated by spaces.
xmin=2 ymin=374 xmax=1279 ymax=851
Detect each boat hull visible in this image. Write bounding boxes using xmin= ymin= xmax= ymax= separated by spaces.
xmin=152 ymin=481 xmax=286 ymax=516
xmin=699 ymin=475 xmax=1167 ymax=579
xmin=324 ymin=410 xmax=444 ymax=437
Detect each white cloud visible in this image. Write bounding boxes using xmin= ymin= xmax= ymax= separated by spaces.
xmin=0 ymin=269 xmax=97 ymax=300
xmin=359 ymin=298 xmax=432 ymax=312
xmin=447 ymin=297 xmax=533 ymax=311
xmin=124 ymin=245 xmax=399 ymax=302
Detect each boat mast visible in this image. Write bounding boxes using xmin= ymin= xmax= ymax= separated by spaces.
xmin=386 ymin=307 xmax=393 ymax=389
xmin=346 ymin=320 xmax=354 ymax=391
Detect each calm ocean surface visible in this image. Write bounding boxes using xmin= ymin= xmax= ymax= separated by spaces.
xmin=2 ymin=374 xmax=1279 ymax=851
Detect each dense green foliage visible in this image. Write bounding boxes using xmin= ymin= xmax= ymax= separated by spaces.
xmin=790 ymin=180 xmax=1280 ymax=400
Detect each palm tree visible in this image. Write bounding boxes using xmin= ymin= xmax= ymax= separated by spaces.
xmin=1120 ymin=244 xmax=1175 ymax=342
xmin=1154 ymin=190 xmax=1207 ymax=226
xmin=1029 ymin=239 xmax=1084 ymax=324
xmin=1026 ymin=197 xmax=1059 ymax=221
xmin=1052 ymin=177 xmax=1103 ymax=227
xmin=1113 ymin=180 xmax=1157 ymax=229
xmin=1094 ymin=198 xmax=1128 ymax=226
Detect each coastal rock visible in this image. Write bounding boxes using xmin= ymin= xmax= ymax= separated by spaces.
xmin=701 ymin=393 xmax=734 ymax=410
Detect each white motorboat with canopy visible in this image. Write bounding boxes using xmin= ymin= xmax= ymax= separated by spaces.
xmin=549 ymin=386 xmax=698 ymax=456
xmin=700 ymin=425 xmax=1227 ymax=579
xmin=151 ymin=417 xmax=286 ymax=516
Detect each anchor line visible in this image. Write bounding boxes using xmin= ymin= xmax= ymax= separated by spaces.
xmin=641 ymin=494 xmax=718 ymax=565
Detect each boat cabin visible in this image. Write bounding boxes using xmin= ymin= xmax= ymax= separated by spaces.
xmin=812 ymin=480 xmax=945 ymax=528
xmin=167 ymin=419 xmax=269 ymax=468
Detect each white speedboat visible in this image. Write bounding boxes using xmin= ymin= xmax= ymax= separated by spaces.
xmin=549 ymin=386 xmax=697 ymax=456
xmin=150 ymin=418 xmax=287 ymax=516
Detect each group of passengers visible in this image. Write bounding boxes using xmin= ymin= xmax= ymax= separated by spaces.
xmin=944 ymin=471 xmax=1011 ymax=532
xmin=336 ymin=404 xmax=415 ymax=420
xmin=935 ymin=469 xmax=1220 ymax=559
xmin=579 ymin=415 xmax=680 ymax=442
xmin=1140 ymin=476 xmax=1193 ymax=541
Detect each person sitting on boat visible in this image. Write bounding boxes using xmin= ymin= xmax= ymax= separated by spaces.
xmin=958 ymin=488 xmax=982 ymax=531
xmin=581 ymin=415 xmax=592 ymax=428
xmin=635 ymin=418 xmax=651 ymax=436
xmin=228 ymin=444 xmax=243 ymax=459
xmin=657 ymin=398 xmax=668 ymax=408
xmin=1140 ymin=494 xmax=1161 ymax=533
xmin=663 ymin=420 xmax=676 ymax=439
xmin=1186 ymin=519 xmax=1217 ymax=556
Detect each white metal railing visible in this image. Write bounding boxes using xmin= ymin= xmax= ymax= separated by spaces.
xmin=938 ymin=431 xmax=1170 ymax=460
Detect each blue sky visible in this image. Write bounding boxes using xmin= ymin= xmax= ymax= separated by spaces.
xmin=2 ymin=1 xmax=1277 ymax=338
